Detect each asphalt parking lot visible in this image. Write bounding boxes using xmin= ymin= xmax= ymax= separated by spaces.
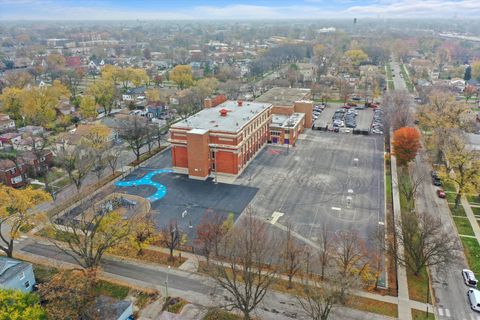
xmin=115 ymin=150 xmax=258 ymax=241
xmin=313 ymin=103 xmax=374 ymax=133
xmin=235 ymin=129 xmax=385 ymax=254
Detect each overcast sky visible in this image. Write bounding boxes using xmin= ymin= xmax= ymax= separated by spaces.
xmin=0 ymin=0 xmax=479 ymax=20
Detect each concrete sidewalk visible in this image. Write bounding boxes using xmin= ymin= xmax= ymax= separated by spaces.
xmin=461 ymin=196 xmax=480 ymax=245
xmin=390 ymin=154 xmax=413 ymax=320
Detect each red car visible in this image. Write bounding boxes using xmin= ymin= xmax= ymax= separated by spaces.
xmin=437 ymin=189 xmax=446 ymax=198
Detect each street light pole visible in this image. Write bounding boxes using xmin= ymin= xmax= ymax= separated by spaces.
xmin=165 ymin=265 xmax=171 ymax=298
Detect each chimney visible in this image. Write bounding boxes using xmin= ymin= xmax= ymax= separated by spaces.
xmin=237 ymin=100 xmax=243 ymax=107
xmin=204 ymin=98 xmax=213 ymax=109
xmin=219 ymin=109 xmax=228 ymax=117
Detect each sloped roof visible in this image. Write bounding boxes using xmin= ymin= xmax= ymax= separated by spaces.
xmin=0 ymin=257 xmax=30 ymax=284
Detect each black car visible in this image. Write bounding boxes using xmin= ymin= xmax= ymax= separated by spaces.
xmin=433 ymin=176 xmax=442 ymax=186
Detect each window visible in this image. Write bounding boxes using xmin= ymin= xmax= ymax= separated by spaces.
xmin=211 ymin=151 xmax=215 ymax=159
xmin=18 ymin=272 xmax=25 ymax=280
xmin=24 ymin=281 xmax=30 ymax=288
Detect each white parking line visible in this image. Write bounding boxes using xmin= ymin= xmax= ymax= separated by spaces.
xmin=438 ymin=308 xmax=444 ymax=316
xmin=445 ymin=309 xmax=450 ymax=317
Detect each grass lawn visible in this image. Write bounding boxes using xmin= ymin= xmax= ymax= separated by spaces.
xmin=453 ymin=216 xmax=475 ymax=236
xmin=165 ymin=297 xmax=188 ymax=314
xmin=203 ymin=308 xmax=243 ymax=320
xmin=471 ymin=206 xmax=480 ymax=216
xmin=400 ymin=64 xmax=414 ymax=93
xmin=443 ymin=181 xmax=457 ymax=193
xmin=467 ymin=194 xmax=480 ymax=205
xmin=407 ymin=266 xmax=431 ymax=303
xmin=347 ymin=296 xmax=398 ymax=318
xmin=386 ymin=171 xmax=393 ymax=206
xmin=109 ymin=246 xmax=187 ymax=268
xmin=95 ymin=280 xmax=130 ymax=300
xmin=460 ymin=237 xmax=480 ymax=275
xmin=449 ymin=203 xmax=466 ymax=217
xmin=412 ymin=308 xmax=435 ymax=320
xmin=445 ymin=192 xmax=457 ymax=204
xmin=33 ymin=264 xmax=59 ymax=284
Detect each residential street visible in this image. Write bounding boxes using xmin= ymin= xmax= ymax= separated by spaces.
xmin=390 ymin=60 xmax=479 ymax=320
xmin=20 ymin=241 xmax=394 ymax=320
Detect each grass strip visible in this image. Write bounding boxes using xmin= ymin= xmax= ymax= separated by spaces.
xmin=453 ymin=216 xmax=475 ymax=236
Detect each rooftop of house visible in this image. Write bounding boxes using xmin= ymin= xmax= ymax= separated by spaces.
xmin=270 ymin=112 xmax=305 ymax=129
xmin=0 ymin=257 xmax=31 ymax=284
xmin=0 ymin=159 xmax=17 ymax=171
xmin=95 ymin=296 xmax=132 ymax=320
xmin=0 ymin=132 xmax=22 ymax=140
xmin=255 ymin=87 xmax=311 ymax=107
xmin=125 ymin=86 xmax=146 ymax=95
xmin=171 ymin=100 xmax=272 ymax=133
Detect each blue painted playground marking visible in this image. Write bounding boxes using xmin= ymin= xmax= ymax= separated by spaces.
xmin=115 ymin=169 xmax=173 ymax=202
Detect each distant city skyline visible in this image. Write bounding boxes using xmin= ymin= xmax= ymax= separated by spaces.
xmin=0 ymin=0 xmax=479 ymax=20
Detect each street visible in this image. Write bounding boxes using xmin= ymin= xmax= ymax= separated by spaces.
xmin=390 ymin=60 xmax=479 ymax=320
xmin=20 ymin=241 xmax=394 ymax=320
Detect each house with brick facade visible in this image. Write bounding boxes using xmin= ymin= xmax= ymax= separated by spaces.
xmin=0 ymin=159 xmax=26 ymax=188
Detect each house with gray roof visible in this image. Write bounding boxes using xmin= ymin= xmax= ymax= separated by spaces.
xmin=0 ymin=257 xmax=36 ymax=292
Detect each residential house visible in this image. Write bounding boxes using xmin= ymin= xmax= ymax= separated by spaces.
xmin=65 ymin=56 xmax=82 ymax=69
xmin=122 ymin=86 xmax=146 ymax=102
xmin=0 ymin=257 xmax=36 ymax=292
xmin=449 ymin=78 xmax=466 ymax=92
xmin=0 ymin=159 xmax=26 ymax=187
xmin=297 ymin=63 xmax=318 ymax=84
xmin=0 ymin=114 xmax=16 ymax=133
xmin=95 ymin=296 xmax=133 ymax=320
xmin=56 ymin=99 xmax=76 ymax=116
xmin=54 ymin=124 xmax=117 ymax=154
xmin=146 ymin=102 xmax=167 ymax=119
xmin=20 ymin=150 xmax=54 ymax=177
xmin=18 ymin=125 xmax=45 ymax=136
xmin=0 ymin=132 xmax=22 ymax=149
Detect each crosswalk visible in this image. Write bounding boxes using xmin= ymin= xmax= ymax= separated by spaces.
xmin=437 ymin=307 xmax=480 ymax=320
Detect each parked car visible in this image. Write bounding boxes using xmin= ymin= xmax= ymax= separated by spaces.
xmin=467 ymin=288 xmax=480 ymax=312
xmin=352 ymin=97 xmax=361 ymax=101
xmin=432 ymin=176 xmax=442 ymax=186
xmin=347 ymin=102 xmax=357 ymax=107
xmin=431 ymin=170 xmax=438 ymax=178
xmin=436 ymin=189 xmax=446 ymax=198
xmin=464 ymin=269 xmax=478 ymax=287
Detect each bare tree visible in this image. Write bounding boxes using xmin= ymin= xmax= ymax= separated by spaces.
xmin=195 ymin=212 xmax=228 ymax=263
xmin=382 ymin=90 xmax=413 ymax=132
xmin=317 ymin=223 xmax=335 ymax=281
xmin=337 ymin=79 xmax=352 ymax=104
xmin=396 ymin=171 xmax=425 ymax=211
xmin=159 ymin=220 xmax=181 ymax=261
xmin=281 ymin=225 xmax=303 ymax=289
xmin=296 ymin=274 xmax=342 ymax=320
xmin=105 ymin=147 xmax=122 ymax=176
xmin=56 ymin=145 xmax=94 ymax=191
xmin=206 ymin=209 xmax=278 ymax=320
xmin=119 ymin=116 xmax=148 ymax=162
xmin=50 ymin=207 xmax=132 ymax=269
xmin=333 ymin=230 xmax=367 ymax=303
xmin=394 ymin=210 xmax=459 ymax=276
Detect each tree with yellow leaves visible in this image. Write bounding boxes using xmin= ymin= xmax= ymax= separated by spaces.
xmin=170 ymin=65 xmax=194 ymax=89
xmin=0 ymin=186 xmax=51 ymax=257
xmin=101 ymin=64 xmax=121 ymax=84
xmin=86 ymin=79 xmax=116 ymax=115
xmin=20 ymin=80 xmax=70 ymax=127
xmin=344 ymin=49 xmax=369 ymax=67
xmin=145 ymin=88 xmax=160 ymax=102
xmin=0 ymin=87 xmax=23 ymax=120
xmin=79 ymin=95 xmax=98 ymax=120
xmin=471 ymin=60 xmax=480 ymax=82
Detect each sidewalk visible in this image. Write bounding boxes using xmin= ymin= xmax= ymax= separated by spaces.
xmin=461 ymin=197 xmax=480 ymax=245
xmin=390 ymin=154 xmax=413 ymax=320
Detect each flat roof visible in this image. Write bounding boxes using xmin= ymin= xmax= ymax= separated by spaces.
xmin=255 ymin=87 xmax=311 ymax=106
xmin=271 ymin=112 xmax=305 ymax=129
xmin=171 ymin=100 xmax=272 ymax=133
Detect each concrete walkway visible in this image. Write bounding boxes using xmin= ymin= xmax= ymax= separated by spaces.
xmin=390 ymin=155 xmax=413 ymax=320
xmin=461 ymin=197 xmax=480 ymax=245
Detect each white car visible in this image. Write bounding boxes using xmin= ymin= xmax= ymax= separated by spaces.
xmin=468 ymin=288 xmax=480 ymax=312
xmin=463 ymin=269 xmax=478 ymax=287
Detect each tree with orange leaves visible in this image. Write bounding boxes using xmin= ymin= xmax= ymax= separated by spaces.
xmin=392 ymin=127 xmax=421 ymax=166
